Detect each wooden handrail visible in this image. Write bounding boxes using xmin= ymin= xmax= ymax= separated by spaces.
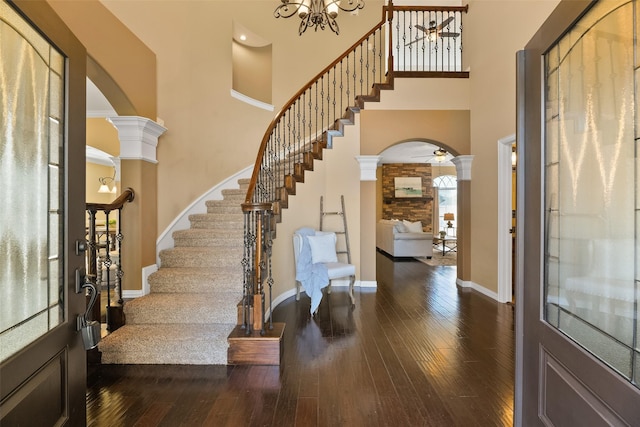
xmin=239 ymin=2 xmax=468 ymax=335
xmin=86 ymin=187 xmax=135 ymax=211
xmin=242 ymin=3 xmax=468 ymax=208
xmin=243 ymin=16 xmax=389 ymax=208
xmin=389 ymin=5 xmax=469 ymax=13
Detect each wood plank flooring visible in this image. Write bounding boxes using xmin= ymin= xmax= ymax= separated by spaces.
xmin=86 ymin=252 xmax=515 ymax=426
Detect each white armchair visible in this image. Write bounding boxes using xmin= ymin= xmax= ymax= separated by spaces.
xmin=293 ymin=230 xmax=356 ymax=314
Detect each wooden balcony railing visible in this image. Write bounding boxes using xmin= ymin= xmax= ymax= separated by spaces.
xmin=240 ymin=2 xmax=468 ymax=335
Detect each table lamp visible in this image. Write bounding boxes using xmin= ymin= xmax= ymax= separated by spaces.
xmin=444 ymin=213 xmax=455 ymax=228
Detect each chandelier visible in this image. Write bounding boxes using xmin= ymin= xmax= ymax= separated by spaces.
xmin=274 ymin=0 xmax=365 ymax=35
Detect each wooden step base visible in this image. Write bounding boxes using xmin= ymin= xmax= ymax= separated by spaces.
xmin=227 ymin=322 xmax=285 ymax=365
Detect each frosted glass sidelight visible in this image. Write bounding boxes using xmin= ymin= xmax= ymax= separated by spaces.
xmin=0 ymin=3 xmax=66 ymax=362
xmin=543 ymin=0 xmax=638 ymax=384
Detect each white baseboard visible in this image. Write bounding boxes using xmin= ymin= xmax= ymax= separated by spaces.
xmin=327 ymin=279 xmax=377 ymax=288
xmin=264 ymin=281 xmax=376 ymax=320
xmin=122 ymin=289 xmax=144 ymax=299
xmin=358 ymin=280 xmax=378 ymax=288
xmin=456 ymin=278 xmax=500 ymax=302
xmin=265 ymin=288 xmax=298 ymax=320
xmin=142 ymin=264 xmax=157 ymax=296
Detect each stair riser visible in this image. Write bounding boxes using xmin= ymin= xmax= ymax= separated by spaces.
xmin=189 ymin=221 xmax=244 ymax=230
xmin=125 ymin=303 xmax=238 ymax=325
xmin=206 ymin=205 xmax=243 ymax=214
xmin=149 ymin=274 xmax=243 ymax=293
xmin=98 ymin=323 xmax=234 ymax=365
xmin=150 ymin=280 xmax=241 ymax=293
xmin=160 ymin=254 xmax=243 ymax=269
xmin=173 ymin=237 xmax=244 ymax=248
xmin=173 ymin=229 xmax=243 ymax=239
xmin=189 ymin=213 xmax=244 ymax=223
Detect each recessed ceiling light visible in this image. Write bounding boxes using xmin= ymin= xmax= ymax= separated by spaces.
xmin=240 ymin=34 xmax=247 ymax=41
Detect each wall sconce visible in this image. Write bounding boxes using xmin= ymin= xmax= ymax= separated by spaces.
xmin=98 ymin=172 xmax=117 ymax=194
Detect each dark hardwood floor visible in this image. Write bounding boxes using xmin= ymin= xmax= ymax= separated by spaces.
xmin=86 ymin=252 xmax=515 ymax=426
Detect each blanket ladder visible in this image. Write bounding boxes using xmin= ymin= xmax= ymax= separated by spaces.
xmin=320 ymin=195 xmax=351 ymax=264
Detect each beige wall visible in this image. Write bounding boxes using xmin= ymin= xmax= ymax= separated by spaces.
xmin=360 ymin=110 xmax=471 ymax=156
xmin=271 ymin=116 xmax=362 ymax=298
xmin=232 ymin=42 xmax=272 ymax=104
xmin=86 ymin=118 xmax=120 ymax=155
xmin=465 ymin=0 xmax=559 ymax=292
xmin=48 ymin=0 xmax=156 ymax=119
xmin=52 ymin=0 xmax=560 ymax=298
xmin=99 ymin=0 xmax=385 ymax=235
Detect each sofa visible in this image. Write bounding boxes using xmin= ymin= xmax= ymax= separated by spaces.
xmin=376 ymin=219 xmax=433 ymax=258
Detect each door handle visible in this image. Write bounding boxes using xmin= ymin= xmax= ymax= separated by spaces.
xmin=75 ymin=239 xmax=87 ymax=255
xmin=75 ymin=268 xmax=86 ymax=294
xmin=77 ymin=279 xmax=101 ymax=350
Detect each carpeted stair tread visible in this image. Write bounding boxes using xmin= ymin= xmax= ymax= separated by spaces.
xmin=98 ymin=323 xmax=232 ymax=365
xmin=189 ymin=214 xmax=244 ymax=230
xmin=172 ymin=229 xmax=243 ymax=247
xmin=205 ymin=203 xmax=243 ymax=214
xmin=148 ymin=267 xmax=242 ymax=293
xmin=160 ymin=246 xmax=244 ymax=268
xmin=124 ymin=292 xmax=239 ymax=325
xmin=220 ymin=189 xmax=246 ymax=201
xmin=100 ymin=179 xmax=247 ymax=366
xmin=189 ymin=212 xmax=244 ymax=223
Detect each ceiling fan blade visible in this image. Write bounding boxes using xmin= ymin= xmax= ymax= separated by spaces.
xmin=438 ymin=32 xmax=460 ymax=38
xmin=405 ymin=36 xmax=427 ymax=47
xmin=436 ymin=16 xmax=454 ymax=30
xmin=415 ymin=24 xmax=435 ymax=34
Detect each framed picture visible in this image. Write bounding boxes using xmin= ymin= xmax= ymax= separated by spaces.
xmin=394 ymin=177 xmax=422 ymax=198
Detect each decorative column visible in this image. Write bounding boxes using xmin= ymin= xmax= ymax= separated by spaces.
xmin=356 ymin=156 xmax=381 ymax=284
xmin=451 ymin=155 xmax=474 ymax=284
xmin=108 ymin=116 xmax=167 ymax=295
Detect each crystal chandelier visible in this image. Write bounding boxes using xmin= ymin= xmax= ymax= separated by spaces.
xmin=274 ymin=0 xmax=365 ymax=35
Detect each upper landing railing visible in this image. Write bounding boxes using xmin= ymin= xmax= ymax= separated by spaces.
xmin=240 ymin=3 xmax=468 ymax=336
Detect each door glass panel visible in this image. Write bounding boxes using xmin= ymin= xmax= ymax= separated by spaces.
xmin=0 ymin=2 xmax=66 ymax=362
xmin=544 ymin=0 xmax=638 ymax=384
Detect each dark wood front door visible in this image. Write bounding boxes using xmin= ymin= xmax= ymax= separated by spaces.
xmin=0 ymin=1 xmax=87 ymax=425
xmin=517 ymin=0 xmax=640 ymax=424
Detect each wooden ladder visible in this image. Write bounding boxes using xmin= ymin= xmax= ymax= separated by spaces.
xmin=320 ymin=195 xmax=351 ymax=264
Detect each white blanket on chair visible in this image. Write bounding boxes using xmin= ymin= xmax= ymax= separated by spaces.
xmin=295 ymin=227 xmax=329 ymax=314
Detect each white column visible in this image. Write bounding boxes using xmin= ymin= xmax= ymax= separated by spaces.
xmin=108 ymin=116 xmax=167 ymax=163
xmin=355 ymin=155 xmax=382 ymax=181
xmin=451 ymin=155 xmax=474 ymax=181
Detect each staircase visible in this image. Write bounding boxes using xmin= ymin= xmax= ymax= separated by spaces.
xmin=98 ymin=180 xmax=247 ymax=365
xmin=99 ymin=4 xmax=468 ymax=366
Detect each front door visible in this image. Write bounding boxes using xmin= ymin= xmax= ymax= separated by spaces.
xmin=517 ymin=0 xmax=640 ymax=424
xmin=0 ymin=1 xmax=87 ymax=425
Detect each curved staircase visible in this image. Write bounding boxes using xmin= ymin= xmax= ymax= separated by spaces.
xmin=98 ymin=181 xmax=248 ymax=365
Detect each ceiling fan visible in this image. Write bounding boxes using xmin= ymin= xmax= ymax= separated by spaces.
xmin=405 ymin=16 xmax=460 ymax=46
xmin=411 ymin=148 xmax=449 ymax=163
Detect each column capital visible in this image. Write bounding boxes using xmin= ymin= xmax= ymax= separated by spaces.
xmin=108 ymin=116 xmax=167 ymax=163
xmin=355 ymin=155 xmax=382 ymax=181
xmin=451 ymin=155 xmax=475 ymax=181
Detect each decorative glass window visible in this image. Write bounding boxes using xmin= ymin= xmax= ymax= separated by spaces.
xmin=0 ymin=2 xmax=66 ymax=362
xmin=543 ymin=0 xmax=639 ymax=385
